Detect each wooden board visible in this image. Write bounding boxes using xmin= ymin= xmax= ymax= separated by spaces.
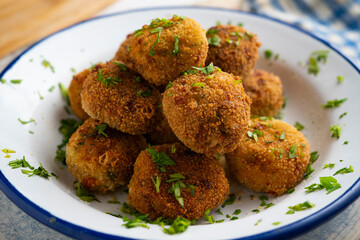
xmin=0 ymin=0 xmax=116 ymax=58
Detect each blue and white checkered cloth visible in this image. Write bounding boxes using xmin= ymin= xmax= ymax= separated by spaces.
xmin=245 ymin=0 xmax=360 ymax=67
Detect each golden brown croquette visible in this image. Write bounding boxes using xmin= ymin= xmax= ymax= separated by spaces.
xmin=68 ymin=69 xmax=90 ymax=120
xmin=226 ymin=118 xmax=310 ymax=196
xmin=243 ymin=69 xmax=283 ymax=117
xmin=206 ymin=25 xmax=261 ymax=81
xmin=113 ymin=15 xmax=208 ymax=86
xmin=162 ymin=65 xmax=251 ymax=154
xmin=81 ymin=61 xmax=160 ymax=135
xmin=66 ymin=118 xmax=147 ymax=194
xmin=127 ymin=143 xmax=229 ymax=220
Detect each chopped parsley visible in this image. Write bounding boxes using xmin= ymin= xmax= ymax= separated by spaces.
xmin=221 ymin=194 xmax=236 ymax=208
xmin=122 ymin=216 xmax=149 ymax=229
xmin=42 ymin=59 xmax=55 ymax=73
xmin=280 ymin=132 xmax=285 ymax=140
xmin=18 ymin=118 xmax=36 ymax=125
xmin=307 ymin=50 xmax=329 ymax=76
xmin=166 ymin=81 xmax=173 ymax=90
xmin=21 ymin=162 xmax=53 ymax=179
xmin=254 ymin=219 xmax=262 ymax=226
xmin=167 ymin=173 xmax=195 ymax=207
xmin=215 ymin=209 xmax=223 ymax=215
xmin=304 ymin=163 xmax=314 ymax=179
xmin=337 ymin=76 xmax=345 ymax=84
xmin=112 ymin=61 xmax=127 ymax=71
xmin=163 ymin=216 xmax=191 ymax=235
xmin=339 ymin=112 xmax=347 ymax=119
xmin=264 ymin=50 xmax=273 ymax=59
xmin=247 ymin=129 xmax=264 ymax=142
xmin=288 ymin=145 xmax=298 ymax=159
xmin=305 ymin=183 xmax=324 ymax=193
xmin=191 ymin=82 xmax=205 ymax=88
xmin=73 ymin=181 xmax=99 ymax=202
xmin=310 ymin=151 xmax=319 ymax=163
xmin=322 ymin=98 xmax=347 ymax=109
xmin=171 ymin=145 xmax=176 ymax=153
xmin=151 ymin=175 xmax=161 ymax=193
xmin=233 ymin=209 xmax=241 ymax=215
xmin=265 ymin=203 xmax=275 ymax=209
xmin=58 ymin=83 xmax=70 ymax=105
xmin=192 ymin=63 xmax=219 ymax=75
xmin=287 ymin=188 xmax=295 ymax=194
xmin=294 ymin=122 xmax=305 ymax=131
xmin=305 ymin=176 xmax=341 ymax=194
xmin=252 ymin=209 xmax=260 ymax=214
xmin=333 ymin=166 xmax=354 ymax=176
xmin=203 ymin=208 xmax=215 ymax=224
xmin=272 ymin=222 xmax=281 ymax=225
xmin=55 ymin=118 xmax=82 ymax=165
xmin=230 ymin=216 xmax=239 ymax=221
xmin=172 ymin=35 xmax=180 ymax=55
xmin=329 ymin=124 xmax=342 ymax=139
xmin=48 ymin=85 xmax=55 ymax=92
xmin=94 ymin=124 xmax=108 ymax=137
xmin=145 ymin=147 xmax=175 ymax=172
xmin=137 ymin=89 xmax=152 ymax=97
xmin=286 ymin=201 xmax=315 ymax=214
xmin=10 ymin=79 xmax=22 ymax=84
xmin=208 ymin=34 xmax=221 ymax=46
xmin=149 ymin=27 xmax=163 ymax=56
xmin=97 ymin=69 xmax=123 ymax=87
xmin=8 ymin=156 xmax=33 ymax=169
xmin=343 ymin=141 xmax=349 ymax=145
xmin=323 ymin=163 xmax=335 ymax=169
xmin=259 ymin=195 xmax=268 ymax=206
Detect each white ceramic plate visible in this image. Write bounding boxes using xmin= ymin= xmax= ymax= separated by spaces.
xmin=0 ymin=7 xmax=359 ymax=240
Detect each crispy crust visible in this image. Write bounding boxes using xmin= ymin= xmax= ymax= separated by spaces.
xmin=128 ymin=143 xmax=229 ymax=220
xmin=243 ymin=69 xmax=283 ymax=117
xmin=68 ymin=69 xmax=90 ymax=120
xmin=206 ymin=25 xmax=261 ymax=81
xmin=81 ymin=61 xmax=160 ymax=135
xmin=113 ymin=16 xmax=208 ymax=86
xmin=162 ymin=69 xmax=251 ymax=154
xmin=226 ymin=118 xmax=310 ymax=196
xmin=66 ymin=118 xmax=147 ymax=194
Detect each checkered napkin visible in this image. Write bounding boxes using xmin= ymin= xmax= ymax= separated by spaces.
xmin=245 ymin=0 xmax=360 ymax=67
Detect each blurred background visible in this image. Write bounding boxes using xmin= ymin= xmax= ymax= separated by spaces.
xmin=0 ymin=0 xmax=359 ymax=239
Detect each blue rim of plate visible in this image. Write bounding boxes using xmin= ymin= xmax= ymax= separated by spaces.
xmin=0 ymin=6 xmax=359 ymax=240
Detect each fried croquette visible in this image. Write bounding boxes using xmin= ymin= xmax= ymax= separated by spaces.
xmin=206 ymin=25 xmax=261 ymax=81
xmin=66 ymin=118 xmax=147 ymax=194
xmin=127 ymin=143 xmax=229 ymax=220
xmin=243 ymin=69 xmax=283 ymax=117
xmin=162 ymin=65 xmax=251 ymax=154
xmin=81 ymin=61 xmax=160 ymax=135
xmin=113 ymin=15 xmax=208 ymax=86
xmin=68 ymin=69 xmax=90 ymax=120
xmin=226 ymin=118 xmax=310 ymax=196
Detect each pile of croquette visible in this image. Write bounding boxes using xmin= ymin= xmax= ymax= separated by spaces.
xmin=65 ymin=15 xmax=310 ymax=222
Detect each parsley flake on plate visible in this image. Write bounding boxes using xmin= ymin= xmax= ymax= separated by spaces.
xmin=333 ymin=166 xmax=354 ymax=176
xmin=322 ymin=98 xmax=347 ymax=109
xmin=286 ymin=201 xmax=315 ymax=214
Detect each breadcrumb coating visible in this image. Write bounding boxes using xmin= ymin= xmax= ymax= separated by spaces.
xmin=66 ymin=118 xmax=147 ymax=194
xmin=128 ymin=143 xmax=229 ymax=220
xmin=68 ymin=69 xmax=90 ymax=120
xmin=226 ymin=118 xmax=310 ymax=196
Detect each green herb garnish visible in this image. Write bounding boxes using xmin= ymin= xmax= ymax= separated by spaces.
xmin=254 ymin=219 xmax=262 ymax=226
xmin=294 ymin=122 xmax=304 ymax=131
xmin=192 ymin=63 xmax=219 ymax=75
xmin=58 ymin=83 xmax=70 ymax=105
xmin=163 ymin=216 xmax=191 ymax=235
xmin=288 ymin=145 xmax=298 ymax=159
xmin=339 ymin=112 xmax=347 ymax=119
xmin=221 ymin=194 xmax=236 ymax=208
xmin=208 ymin=34 xmax=221 ymax=46
xmin=149 ymin=27 xmax=163 ymax=56
xmin=94 ymin=124 xmax=108 ymax=137
xmin=286 ymin=201 xmax=315 ymax=214
xmin=18 ymin=118 xmax=36 ymax=125
xmin=21 ymin=162 xmax=53 ymax=179
xmin=145 ymin=147 xmax=175 ymax=172
xmin=329 ymin=124 xmax=342 ymax=139
xmin=323 ymin=163 xmax=335 ymax=169
xmin=191 ymin=82 xmax=205 ymax=88
xmin=8 ymin=156 xmax=33 ymax=169
xmin=337 ymin=76 xmax=345 ymax=84
xmin=310 ymin=151 xmax=319 ymax=163
xmin=73 ymin=181 xmax=100 ymax=202
xmin=333 ymin=165 xmax=354 ymax=176
xmin=172 ymin=35 xmax=180 ymax=55
xmin=42 ymin=59 xmax=55 ymax=73
xmin=151 ymin=175 xmax=161 ymax=193
xmin=264 ymin=50 xmax=273 ymax=59
xmin=322 ymin=98 xmax=347 ymax=109
xmin=203 ymin=208 xmax=215 ymax=224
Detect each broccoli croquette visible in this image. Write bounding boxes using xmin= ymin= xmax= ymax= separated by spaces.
xmin=68 ymin=69 xmax=90 ymax=120
xmin=66 ymin=118 xmax=147 ymax=194
xmin=162 ymin=66 xmax=251 ymax=154
xmin=244 ymin=69 xmax=283 ymax=117
xmin=206 ymin=25 xmax=261 ymax=81
xmin=81 ymin=61 xmax=160 ymax=135
xmin=113 ymin=16 xmax=208 ymax=86
xmin=128 ymin=143 xmax=229 ymax=220
xmin=226 ymin=118 xmax=310 ymax=196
